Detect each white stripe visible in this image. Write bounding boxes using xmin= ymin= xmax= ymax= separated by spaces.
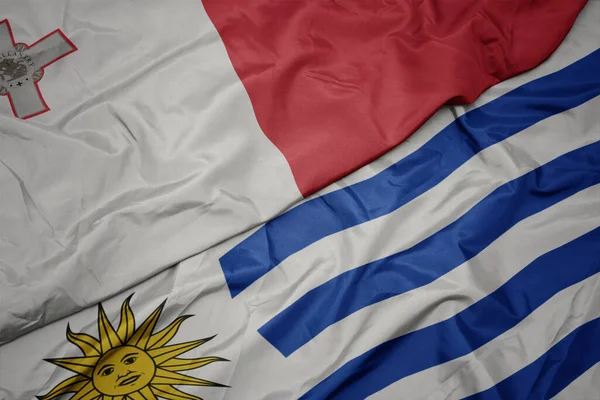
xmin=245 ymin=96 xmax=600 ymax=318
xmin=220 ymin=184 xmax=600 ymax=399
xmin=551 ymin=362 xmax=600 ymax=400
xmin=315 ymin=0 xmax=600 ymax=194
xmin=369 ymin=274 xmax=600 ymax=400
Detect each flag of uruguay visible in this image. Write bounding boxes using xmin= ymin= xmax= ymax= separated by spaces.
xmin=1 ymin=4 xmax=599 ymax=400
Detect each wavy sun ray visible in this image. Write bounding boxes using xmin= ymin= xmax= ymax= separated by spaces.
xmin=67 ymin=325 xmax=101 ymax=357
xmin=36 ymin=375 xmax=88 ymax=400
xmin=117 ymin=294 xmax=136 ymax=343
xmin=39 ymin=295 xmax=228 ymax=400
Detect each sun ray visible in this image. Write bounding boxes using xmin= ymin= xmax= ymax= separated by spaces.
xmin=45 ymin=356 xmax=99 ymax=377
xmin=128 ymin=391 xmax=147 ymax=400
xmin=127 ymin=300 xmax=166 ymax=349
xmin=67 ymin=324 xmax=101 ymax=357
xmin=147 ymin=315 xmax=192 ymax=350
xmin=116 ymin=294 xmax=136 ymax=343
xmin=75 ymin=390 xmax=101 ymax=400
xmin=102 ymin=397 xmax=124 ymax=400
xmin=69 ymin=381 xmax=99 ymax=400
xmin=35 ymin=375 xmax=88 ymax=400
xmin=152 ymin=368 xmax=227 ymax=387
xmin=140 ymin=386 xmax=159 ymax=400
xmin=98 ymin=304 xmax=122 ymax=353
xmin=148 ymin=337 xmax=215 ymax=365
xmin=150 ymin=385 xmax=203 ymax=400
xmin=160 ymin=357 xmax=227 ymax=372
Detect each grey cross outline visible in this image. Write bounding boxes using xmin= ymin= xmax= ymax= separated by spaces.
xmin=0 ymin=19 xmax=77 ymax=119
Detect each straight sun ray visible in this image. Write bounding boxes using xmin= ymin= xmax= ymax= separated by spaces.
xmin=148 ymin=338 xmax=213 ymax=366
xmin=160 ymin=356 xmax=227 ymax=372
xmin=126 ymin=392 xmax=143 ymax=400
xmin=153 ymin=368 xmax=224 ymax=387
xmin=46 ymin=356 xmax=99 ymax=377
xmin=78 ymin=392 xmax=101 ymax=400
xmin=150 ymin=385 xmax=203 ymax=400
xmin=148 ymin=315 xmax=192 ymax=350
xmin=69 ymin=381 xmax=99 ymax=400
xmin=140 ymin=386 xmax=158 ymax=400
xmin=128 ymin=300 xmax=166 ymax=349
xmin=98 ymin=304 xmax=122 ymax=353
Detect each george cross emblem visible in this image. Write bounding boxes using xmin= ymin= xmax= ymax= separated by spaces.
xmin=0 ymin=19 xmax=77 ymax=119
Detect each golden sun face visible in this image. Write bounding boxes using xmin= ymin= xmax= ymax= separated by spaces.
xmin=39 ymin=295 xmax=228 ymax=400
xmin=93 ymin=345 xmax=156 ymax=395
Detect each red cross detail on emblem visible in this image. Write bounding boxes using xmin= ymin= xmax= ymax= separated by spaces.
xmin=0 ymin=19 xmax=77 ymax=119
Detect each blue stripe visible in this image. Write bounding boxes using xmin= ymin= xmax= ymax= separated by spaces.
xmin=299 ymin=226 xmax=600 ymax=400
xmin=260 ymin=141 xmax=600 ymax=356
xmin=220 ymin=49 xmax=600 ymax=298
xmin=463 ymin=317 xmax=600 ymax=400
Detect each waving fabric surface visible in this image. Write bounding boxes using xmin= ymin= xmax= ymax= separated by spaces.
xmin=1 ymin=1 xmax=599 ymax=400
